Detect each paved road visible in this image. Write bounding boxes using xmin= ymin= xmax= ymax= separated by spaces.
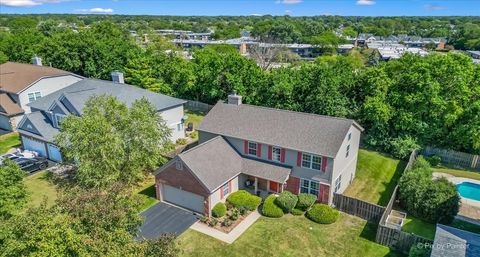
xmin=137 ymin=202 xmax=199 ymax=240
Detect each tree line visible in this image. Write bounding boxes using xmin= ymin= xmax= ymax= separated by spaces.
xmin=1 ymin=20 xmax=479 ymax=156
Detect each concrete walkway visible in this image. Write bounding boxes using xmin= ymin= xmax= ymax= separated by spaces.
xmin=190 ymin=210 xmax=261 ymax=244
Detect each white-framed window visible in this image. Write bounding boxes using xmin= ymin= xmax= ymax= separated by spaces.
xmin=27 ymin=91 xmax=42 ymax=103
xmin=54 ymin=113 xmax=66 ymax=128
xmin=348 ymin=132 xmax=352 ymax=141
xmin=272 ymin=146 xmax=281 ymax=162
xmin=300 ymin=179 xmax=320 ymax=196
xmin=334 ymin=175 xmax=342 ymax=193
xmin=176 ymin=123 xmax=184 ymax=132
xmin=302 ymin=153 xmax=322 ymax=171
xmin=346 ymin=144 xmax=350 ymax=158
xmin=222 ymin=183 xmax=229 ymax=197
xmin=248 ymin=142 xmax=257 ymax=156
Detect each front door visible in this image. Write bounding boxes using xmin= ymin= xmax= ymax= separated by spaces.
xmin=319 ymin=184 xmax=330 ymax=203
xmin=269 ymin=181 xmax=278 ymax=193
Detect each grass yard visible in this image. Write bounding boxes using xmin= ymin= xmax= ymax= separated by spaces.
xmin=0 ymin=132 xmax=21 ymax=154
xmin=24 ymin=170 xmax=58 ymax=208
xmin=177 ymin=214 xmax=401 ymax=257
xmin=134 ymin=175 xmax=159 ymax=211
xmin=432 ymin=167 xmax=480 ymax=180
xmin=402 ymin=216 xmax=436 ymax=240
xmin=183 ymin=109 xmax=206 ymax=131
xmin=344 ymin=149 xmax=407 ymax=206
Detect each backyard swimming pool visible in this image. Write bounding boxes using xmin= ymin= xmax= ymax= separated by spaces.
xmin=457 ymin=182 xmax=480 ymax=201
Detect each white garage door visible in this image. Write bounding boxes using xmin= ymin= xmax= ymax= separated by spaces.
xmin=162 ymin=184 xmax=204 ymax=213
xmin=22 ymin=136 xmax=47 ymax=157
xmin=47 ymin=144 xmax=62 ymax=162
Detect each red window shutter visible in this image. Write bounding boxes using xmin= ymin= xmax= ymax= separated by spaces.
xmin=220 ymin=185 xmax=224 ymax=199
xmin=281 ymin=148 xmax=286 ymax=163
xmin=257 ymin=143 xmax=262 ymax=157
xmin=228 ymin=180 xmax=232 ymax=194
xmin=296 ymin=152 xmax=302 ymax=166
xmin=268 ymin=146 xmax=272 ymax=160
xmin=244 ymin=140 xmax=248 ymax=155
xmin=322 ymin=157 xmax=328 ymax=173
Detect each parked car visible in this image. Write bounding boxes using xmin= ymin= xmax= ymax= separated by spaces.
xmin=14 ymin=157 xmax=48 ymax=173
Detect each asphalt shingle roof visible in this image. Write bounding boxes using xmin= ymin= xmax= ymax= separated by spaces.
xmin=18 ymin=111 xmax=59 ymax=142
xmin=174 ymin=136 xmax=291 ymax=192
xmin=431 ymin=224 xmax=480 ymax=257
xmin=199 ymin=102 xmax=363 ymax=158
xmin=28 ymin=78 xmax=186 ymax=113
xmin=0 ymin=93 xmax=23 ymax=116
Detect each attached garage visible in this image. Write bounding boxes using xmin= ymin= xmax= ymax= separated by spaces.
xmin=161 ymin=184 xmax=205 ymax=213
xmin=22 ymin=136 xmax=47 ymax=157
xmin=47 ymin=144 xmax=62 ymax=162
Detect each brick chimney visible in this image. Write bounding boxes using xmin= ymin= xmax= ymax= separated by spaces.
xmin=111 ymin=71 xmax=124 ymax=83
xmin=227 ymin=90 xmax=242 ymax=105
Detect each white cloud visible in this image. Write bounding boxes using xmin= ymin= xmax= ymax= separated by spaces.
xmin=1 ymin=0 xmax=70 ymax=7
xmin=285 ymin=9 xmax=292 ymax=13
xmin=75 ymin=7 xmax=114 ymax=13
xmin=250 ymin=13 xmax=263 ymax=16
xmin=356 ymin=0 xmax=376 ymax=6
xmin=424 ymin=4 xmax=447 ymax=11
xmin=275 ymin=0 xmax=303 ymax=5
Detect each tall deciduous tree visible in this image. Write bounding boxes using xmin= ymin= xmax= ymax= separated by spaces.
xmin=55 ymin=95 xmax=172 ymax=188
xmin=0 ymin=160 xmax=27 ymax=218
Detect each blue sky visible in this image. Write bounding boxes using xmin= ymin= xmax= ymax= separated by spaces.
xmin=1 ymin=0 xmax=479 ymax=16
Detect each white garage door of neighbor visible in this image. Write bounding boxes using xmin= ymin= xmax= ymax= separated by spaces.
xmin=22 ymin=136 xmax=47 ymax=157
xmin=47 ymin=144 xmax=62 ymax=162
xmin=162 ymin=184 xmax=204 ymax=213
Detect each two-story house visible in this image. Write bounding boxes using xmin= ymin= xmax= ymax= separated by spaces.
xmin=0 ymin=59 xmax=83 ymax=131
xmin=153 ymin=92 xmax=363 ymax=216
xmin=16 ymin=74 xmax=187 ymax=162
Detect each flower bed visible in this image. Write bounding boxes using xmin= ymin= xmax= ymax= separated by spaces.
xmin=200 ymin=204 xmax=252 ymax=233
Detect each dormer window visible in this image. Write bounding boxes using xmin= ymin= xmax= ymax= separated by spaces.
xmin=27 ymin=92 xmax=41 ymax=103
xmin=54 ymin=113 xmax=66 ymax=128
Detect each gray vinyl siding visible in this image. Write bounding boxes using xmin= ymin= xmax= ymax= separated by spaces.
xmin=198 ymin=130 xmax=333 ymax=183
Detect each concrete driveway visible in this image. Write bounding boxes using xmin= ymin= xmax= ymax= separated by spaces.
xmin=137 ymin=202 xmax=199 ymax=240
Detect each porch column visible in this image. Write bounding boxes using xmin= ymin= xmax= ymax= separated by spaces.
xmin=254 ymin=177 xmax=258 ymax=194
xmin=267 ymin=180 xmax=270 ymax=192
xmin=279 ymin=183 xmax=284 ymax=193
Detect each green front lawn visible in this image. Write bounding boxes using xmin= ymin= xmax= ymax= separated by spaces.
xmin=432 ymin=167 xmax=480 ymax=180
xmin=24 ymin=170 xmax=58 ymax=208
xmin=344 ymin=149 xmax=407 ymax=206
xmin=0 ymin=132 xmax=21 ymax=154
xmin=178 ymin=214 xmax=400 ymax=257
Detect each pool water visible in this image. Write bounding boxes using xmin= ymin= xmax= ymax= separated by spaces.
xmin=457 ymin=182 xmax=480 ymax=201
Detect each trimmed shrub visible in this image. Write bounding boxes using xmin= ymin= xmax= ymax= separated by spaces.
xmin=212 ymin=202 xmax=227 ymax=218
xmin=275 ymin=191 xmax=298 ymax=213
xmin=208 ymin=217 xmax=218 ymax=227
xmin=306 ymin=204 xmax=339 ymax=224
xmin=412 ymin=156 xmax=431 ymax=170
xmin=296 ymin=193 xmax=317 ymax=211
xmin=426 ymin=155 xmax=441 ymax=167
xmin=262 ymin=195 xmax=284 ymax=218
xmin=229 ymin=209 xmax=239 ymax=221
xmin=176 ymin=138 xmax=188 ymax=145
xmin=226 ymin=190 xmax=262 ymax=211
xmin=291 ymin=208 xmax=305 ymax=216
xmin=222 ymin=219 xmax=232 ymax=227
xmin=200 ymin=216 xmax=209 ymax=223
xmin=237 ymin=206 xmax=248 ymax=216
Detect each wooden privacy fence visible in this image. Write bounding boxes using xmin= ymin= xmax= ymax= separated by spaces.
xmin=376 ymin=225 xmax=433 ymax=253
xmin=332 ymin=193 xmax=385 ymax=222
xmin=185 ymin=100 xmax=214 ymax=113
xmin=421 ymin=146 xmax=480 ymax=171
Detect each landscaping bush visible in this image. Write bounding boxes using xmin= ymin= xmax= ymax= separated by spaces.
xmin=306 ymin=204 xmax=339 ymax=224
xmin=222 ymin=219 xmax=232 ymax=227
xmin=275 ymin=191 xmax=298 ymax=213
xmin=390 ymin=136 xmax=419 ymax=159
xmin=261 ymin=195 xmax=284 ymax=218
xmin=412 ymin=156 xmax=431 ymax=170
xmin=212 ymin=202 xmax=227 ymax=218
xmin=296 ymin=193 xmax=317 ymax=211
xmin=200 ymin=216 xmax=209 ymax=223
xmin=426 ymin=155 xmax=441 ymax=167
xmin=291 ymin=208 xmax=305 ymax=216
xmin=208 ymin=217 xmax=218 ymax=227
xmin=229 ymin=209 xmax=239 ymax=221
xmin=176 ymin=138 xmax=188 ymax=145
xmin=237 ymin=206 xmax=248 ymax=216
xmin=399 ymin=164 xmax=460 ymax=224
xmin=226 ymin=190 xmax=261 ymax=211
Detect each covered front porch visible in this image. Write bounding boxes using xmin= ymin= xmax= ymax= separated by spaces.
xmin=238 ymin=174 xmax=285 ymax=199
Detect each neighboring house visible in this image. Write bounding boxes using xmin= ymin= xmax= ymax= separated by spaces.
xmin=154 ymin=92 xmax=363 ymax=216
xmin=0 ymin=60 xmax=83 ymax=131
xmin=16 ymin=75 xmax=186 ymax=162
xmin=431 ymin=224 xmax=480 ymax=257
